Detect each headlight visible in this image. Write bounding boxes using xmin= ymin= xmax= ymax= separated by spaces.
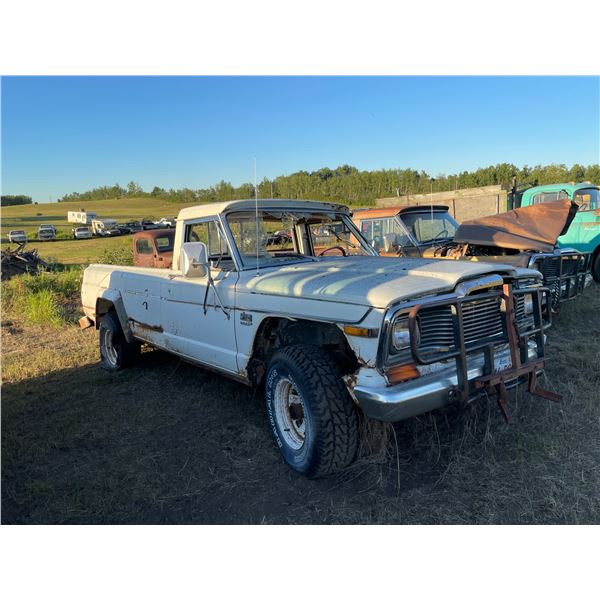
xmin=523 ymin=293 xmax=534 ymax=315
xmin=392 ymin=317 xmax=418 ymax=350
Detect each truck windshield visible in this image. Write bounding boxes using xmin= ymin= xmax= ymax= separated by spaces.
xmin=226 ymin=210 xmax=373 ymax=268
xmin=399 ymin=211 xmax=459 ymax=244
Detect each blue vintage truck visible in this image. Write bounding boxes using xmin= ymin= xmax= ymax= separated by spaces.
xmin=515 ymin=183 xmax=600 ymax=282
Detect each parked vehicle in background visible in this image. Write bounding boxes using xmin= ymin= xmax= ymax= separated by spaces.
xmin=132 ymin=229 xmax=175 ymax=268
xmin=7 ymin=230 xmax=27 ymax=244
xmin=515 ymin=183 xmax=600 ymax=282
xmin=91 ymin=219 xmax=120 ymax=237
xmin=37 ymin=224 xmax=57 ymax=241
xmin=72 ymin=226 xmax=93 ymax=240
xmin=81 ymin=199 xmax=557 ymax=478
xmin=354 ymin=201 xmax=588 ymax=309
xmin=154 ymin=217 xmax=176 ymax=229
xmin=141 ymin=219 xmax=158 ymax=230
xmin=121 ymin=221 xmax=143 ymax=233
xmin=67 ymin=210 xmax=97 ymax=225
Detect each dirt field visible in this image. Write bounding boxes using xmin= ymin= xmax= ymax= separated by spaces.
xmin=1 ymin=282 xmax=599 ymax=524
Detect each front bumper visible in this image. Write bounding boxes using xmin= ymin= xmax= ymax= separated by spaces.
xmin=354 ymin=345 xmax=538 ymax=422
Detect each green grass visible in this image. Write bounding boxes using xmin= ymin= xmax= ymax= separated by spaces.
xmin=1 ymin=277 xmax=599 ymax=524
xmin=2 ymin=270 xmax=84 ymax=326
xmin=23 ymin=290 xmax=63 ymax=327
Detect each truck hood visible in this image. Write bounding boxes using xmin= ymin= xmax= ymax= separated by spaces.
xmin=238 ymin=256 xmax=522 ymax=309
xmin=454 ymin=199 xmax=579 ymax=253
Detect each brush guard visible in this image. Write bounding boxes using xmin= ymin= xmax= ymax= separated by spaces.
xmin=406 ymin=284 xmax=561 ymax=423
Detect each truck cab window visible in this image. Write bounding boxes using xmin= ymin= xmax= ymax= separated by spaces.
xmin=532 ymin=191 xmax=569 ymax=204
xmin=135 ymin=239 xmax=153 ymax=254
xmin=186 ymin=221 xmax=235 ymax=270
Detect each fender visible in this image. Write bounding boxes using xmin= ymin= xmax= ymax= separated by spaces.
xmin=95 ymin=289 xmax=135 ymax=343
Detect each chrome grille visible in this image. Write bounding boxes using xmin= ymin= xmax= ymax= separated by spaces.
xmin=417 ymin=295 xmax=504 ymax=352
xmin=537 ymin=256 xmax=560 ymax=279
xmin=514 ymin=293 xmax=535 ymax=332
xmin=561 ymin=255 xmax=579 ymax=277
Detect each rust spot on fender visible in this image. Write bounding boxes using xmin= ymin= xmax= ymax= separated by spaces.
xmin=129 ymin=318 xmax=164 ymax=333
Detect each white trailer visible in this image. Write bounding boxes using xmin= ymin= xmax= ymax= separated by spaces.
xmin=67 ymin=211 xmax=97 ymax=224
xmin=91 ymin=218 xmax=118 ymax=236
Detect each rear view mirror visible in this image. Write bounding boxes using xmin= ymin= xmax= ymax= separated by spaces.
xmin=181 ymin=242 xmax=209 ymax=278
xmin=383 ymin=233 xmax=398 ymax=253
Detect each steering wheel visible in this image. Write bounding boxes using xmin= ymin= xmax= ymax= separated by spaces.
xmin=318 ymin=245 xmax=348 ymax=257
xmin=431 ymin=229 xmax=449 ymax=242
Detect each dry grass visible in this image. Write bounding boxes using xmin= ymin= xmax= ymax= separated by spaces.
xmin=1 ymin=282 xmax=599 ymax=524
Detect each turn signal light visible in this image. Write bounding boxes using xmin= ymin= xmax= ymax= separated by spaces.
xmin=343 ymin=325 xmax=379 ymax=338
xmin=386 ymin=363 xmax=419 ymax=385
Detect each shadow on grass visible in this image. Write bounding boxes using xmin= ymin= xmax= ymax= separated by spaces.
xmin=3 ymin=340 xmax=599 ymax=525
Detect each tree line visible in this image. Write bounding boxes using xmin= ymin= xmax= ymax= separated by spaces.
xmin=57 ymin=163 xmax=600 ymax=205
xmin=1 ymin=195 xmax=33 ymax=207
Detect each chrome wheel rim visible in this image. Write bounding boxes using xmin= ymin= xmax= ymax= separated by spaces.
xmin=103 ymin=328 xmax=118 ymax=366
xmin=273 ymin=377 xmax=306 ymax=450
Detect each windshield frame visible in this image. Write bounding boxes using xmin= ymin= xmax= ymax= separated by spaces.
xmin=223 ymin=209 xmax=377 ymax=270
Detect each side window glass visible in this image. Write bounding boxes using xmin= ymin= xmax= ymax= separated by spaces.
xmin=388 ymin=219 xmax=413 ymax=247
xmin=155 ymin=236 xmax=174 ymax=252
xmin=136 ymin=239 xmax=153 ymax=254
xmin=367 ymin=219 xmax=383 ymax=251
xmin=185 ymin=221 xmax=234 ymax=270
xmin=574 ymin=189 xmax=599 ymax=211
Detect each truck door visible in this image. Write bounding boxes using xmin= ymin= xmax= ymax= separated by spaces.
xmin=159 ymin=218 xmax=239 ymax=375
xmin=558 ymin=188 xmax=600 ymax=253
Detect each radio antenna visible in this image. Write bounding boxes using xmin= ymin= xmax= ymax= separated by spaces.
xmin=254 ymin=158 xmax=260 ymax=277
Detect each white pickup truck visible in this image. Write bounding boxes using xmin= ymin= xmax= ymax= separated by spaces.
xmin=81 ymin=199 xmax=557 ymax=477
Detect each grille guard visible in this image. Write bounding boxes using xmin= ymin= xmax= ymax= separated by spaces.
xmin=404 ymin=284 xmax=560 ymax=420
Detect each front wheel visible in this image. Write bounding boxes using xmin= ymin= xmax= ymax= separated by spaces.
xmin=99 ymin=310 xmax=140 ymax=370
xmin=592 ymin=252 xmax=600 ymax=283
xmin=265 ymin=345 xmax=359 ymax=478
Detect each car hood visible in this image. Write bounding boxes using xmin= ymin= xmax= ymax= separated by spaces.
xmin=453 ymin=199 xmax=579 ymax=253
xmin=238 ymin=256 xmax=522 ymax=309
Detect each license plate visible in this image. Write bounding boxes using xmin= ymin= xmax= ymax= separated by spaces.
xmin=494 ymin=354 xmax=512 ymax=372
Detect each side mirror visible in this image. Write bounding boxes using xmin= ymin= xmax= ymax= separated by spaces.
xmin=180 ymin=242 xmax=209 ymax=278
xmin=383 ymin=233 xmax=398 ymax=253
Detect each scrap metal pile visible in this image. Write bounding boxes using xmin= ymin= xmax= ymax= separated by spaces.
xmin=1 ymin=243 xmax=50 ymax=281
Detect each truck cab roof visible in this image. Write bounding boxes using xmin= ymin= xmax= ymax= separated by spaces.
xmin=176 ymin=199 xmax=350 ymax=221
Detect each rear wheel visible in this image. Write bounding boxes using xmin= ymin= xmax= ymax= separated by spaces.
xmin=99 ymin=310 xmax=140 ymax=370
xmin=265 ymin=345 xmax=359 ymax=478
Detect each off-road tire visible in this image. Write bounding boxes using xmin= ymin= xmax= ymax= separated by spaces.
xmin=265 ymin=344 xmax=359 ymax=478
xmin=592 ymin=251 xmax=600 ymax=283
xmin=99 ymin=310 xmax=140 ymax=370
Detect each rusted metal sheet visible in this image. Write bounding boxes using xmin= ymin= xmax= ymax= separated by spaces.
xmin=454 ymin=199 xmax=579 ymax=252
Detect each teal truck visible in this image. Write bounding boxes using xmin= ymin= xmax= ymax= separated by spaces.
xmin=515 ymin=183 xmax=600 ymax=282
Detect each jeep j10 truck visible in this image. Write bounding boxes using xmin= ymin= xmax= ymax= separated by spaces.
xmin=515 ymin=183 xmax=600 ymax=282
xmin=81 ymin=199 xmax=557 ymax=477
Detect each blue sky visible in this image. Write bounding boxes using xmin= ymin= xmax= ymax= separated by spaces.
xmin=1 ymin=76 xmax=599 ymax=202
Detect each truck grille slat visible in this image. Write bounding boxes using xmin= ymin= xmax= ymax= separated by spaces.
xmin=417 ymin=295 xmax=505 ymax=351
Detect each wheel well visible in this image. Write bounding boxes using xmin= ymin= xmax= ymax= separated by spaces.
xmin=247 ymin=317 xmax=359 ymax=386
xmin=95 ymin=298 xmax=115 ymax=328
